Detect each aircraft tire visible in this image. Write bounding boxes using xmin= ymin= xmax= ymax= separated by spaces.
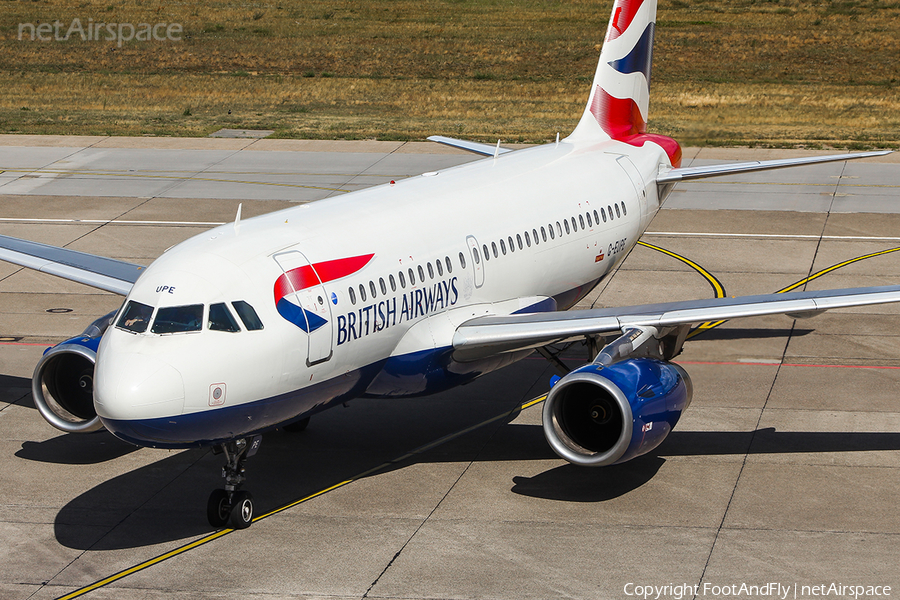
xmin=228 ymin=490 xmax=254 ymax=529
xmin=207 ymin=489 xmax=230 ymax=528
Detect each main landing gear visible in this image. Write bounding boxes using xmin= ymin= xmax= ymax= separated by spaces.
xmin=207 ymin=436 xmax=261 ymax=529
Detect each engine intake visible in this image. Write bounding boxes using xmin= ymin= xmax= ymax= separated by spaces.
xmin=542 ymin=358 xmax=692 ymax=466
xmin=32 ymin=311 xmax=116 ymax=434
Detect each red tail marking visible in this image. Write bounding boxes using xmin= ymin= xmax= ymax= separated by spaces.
xmin=607 ymin=0 xmax=645 ymax=41
xmin=590 ymin=88 xmax=682 ymax=168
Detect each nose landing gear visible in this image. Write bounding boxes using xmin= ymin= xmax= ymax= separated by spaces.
xmin=207 ymin=436 xmax=261 ymax=529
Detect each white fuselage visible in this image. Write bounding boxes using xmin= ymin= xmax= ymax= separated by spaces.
xmin=93 ymin=137 xmax=673 ymax=448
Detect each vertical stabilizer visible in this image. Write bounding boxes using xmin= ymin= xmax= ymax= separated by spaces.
xmin=569 ymin=0 xmax=681 ymax=166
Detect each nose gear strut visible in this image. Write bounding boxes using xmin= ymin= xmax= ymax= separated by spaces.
xmin=207 ymin=435 xmax=261 ymax=529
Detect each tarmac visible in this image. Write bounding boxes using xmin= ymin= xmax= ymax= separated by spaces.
xmin=1 ymin=135 xmax=899 ymax=600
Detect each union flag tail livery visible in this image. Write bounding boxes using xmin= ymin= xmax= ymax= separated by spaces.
xmin=570 ymin=0 xmax=681 ymax=167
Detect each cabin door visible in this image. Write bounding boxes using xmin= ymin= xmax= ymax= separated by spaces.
xmin=273 ymin=250 xmax=334 ymax=366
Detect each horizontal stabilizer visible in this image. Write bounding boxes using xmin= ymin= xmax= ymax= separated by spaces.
xmin=427 ymin=136 xmax=514 ymax=157
xmin=0 ymin=234 xmax=143 ymax=295
xmin=657 ymin=150 xmax=892 ymax=184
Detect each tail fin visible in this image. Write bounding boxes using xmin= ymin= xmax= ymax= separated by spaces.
xmin=569 ymin=0 xmax=681 ymax=166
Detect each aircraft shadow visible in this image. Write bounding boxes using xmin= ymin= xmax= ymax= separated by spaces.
xmin=16 ymin=431 xmax=140 ymax=464
xmin=1 ymin=374 xmax=34 ymax=408
xmin=511 ymin=457 xmax=666 ymax=502
xmin=52 ymin=408 xmax=900 ymax=550
xmin=684 ymin=327 xmax=813 ymax=341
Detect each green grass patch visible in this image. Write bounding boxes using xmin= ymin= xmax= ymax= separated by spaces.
xmin=1 ymin=0 xmax=898 ymax=146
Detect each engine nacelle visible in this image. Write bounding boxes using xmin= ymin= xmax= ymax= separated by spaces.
xmin=32 ymin=312 xmax=116 ymax=433
xmin=542 ymin=358 xmax=692 ymax=466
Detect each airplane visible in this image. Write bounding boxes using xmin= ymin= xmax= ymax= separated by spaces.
xmin=0 ymin=0 xmax=896 ymax=531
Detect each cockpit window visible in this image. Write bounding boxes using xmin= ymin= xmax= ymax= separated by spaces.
xmin=116 ymin=301 xmax=153 ymax=333
xmin=151 ymin=304 xmax=203 ymax=334
xmin=232 ymin=301 xmax=264 ymax=331
xmin=209 ymin=303 xmax=241 ymax=332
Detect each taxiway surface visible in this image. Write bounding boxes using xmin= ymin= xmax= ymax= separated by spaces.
xmin=1 ymin=136 xmax=898 ymax=600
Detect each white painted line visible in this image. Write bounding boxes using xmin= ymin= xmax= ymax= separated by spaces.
xmin=644 ymin=231 xmax=900 ymax=242
xmin=2 ymin=219 xmax=899 ymax=241
xmin=0 ymin=217 xmax=226 ymax=226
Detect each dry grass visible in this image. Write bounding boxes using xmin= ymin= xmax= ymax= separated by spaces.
xmin=1 ymin=0 xmax=898 ymax=146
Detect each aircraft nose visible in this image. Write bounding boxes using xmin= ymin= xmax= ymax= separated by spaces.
xmin=94 ymin=352 xmax=185 ymax=422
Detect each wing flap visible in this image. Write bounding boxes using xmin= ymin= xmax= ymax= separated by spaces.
xmin=452 ymin=286 xmax=900 ymax=362
xmin=0 ymin=234 xmax=144 ymax=295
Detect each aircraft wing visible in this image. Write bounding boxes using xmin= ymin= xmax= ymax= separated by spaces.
xmin=0 ymin=234 xmax=144 ymax=295
xmin=657 ymin=150 xmax=892 ymax=184
xmin=426 ymin=135 xmax=514 ymax=157
xmin=451 ymin=285 xmax=900 ymax=361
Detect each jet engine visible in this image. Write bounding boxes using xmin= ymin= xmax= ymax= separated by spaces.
xmin=542 ymin=358 xmax=692 ymax=466
xmin=32 ymin=311 xmax=116 ymax=433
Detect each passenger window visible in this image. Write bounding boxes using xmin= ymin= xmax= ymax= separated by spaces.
xmin=370 ymin=281 xmax=377 ymax=298
xmin=427 ymin=263 xmax=434 ymax=279
xmin=209 ymin=303 xmax=240 ymax=332
xmin=533 ymin=229 xmax=539 ymax=245
xmin=621 ymin=201 xmax=627 ymax=216
xmin=380 ymin=277 xmax=387 ymax=295
xmin=500 ymin=239 xmax=507 ymax=255
xmin=437 ymin=259 xmax=443 ymax=276
xmin=152 ymin=304 xmax=203 ymax=334
xmin=516 ymin=234 xmax=523 ymax=250
xmin=409 ymin=268 xmax=416 ymax=285
xmin=459 ymin=251 xmax=466 ymax=269
xmin=507 ymin=236 xmax=515 ymax=252
xmin=525 ymin=231 xmax=531 ymax=247
xmin=541 ymin=226 xmax=548 ymax=242
xmin=564 ymin=219 xmax=570 ymax=234
xmin=359 ymin=284 xmax=367 ymax=302
xmin=446 ymin=256 xmax=453 ymax=273
xmin=418 ymin=265 xmax=425 ymax=281
xmin=556 ymin=221 xmax=562 ymax=237
xmin=232 ymin=301 xmax=264 ymax=330
xmin=615 ymin=203 xmax=621 ymax=218
xmin=399 ymin=271 xmax=406 ymax=288
xmin=492 ymin=242 xmax=498 ymax=258
xmin=473 ymin=247 xmax=481 ymax=264
xmin=601 ymin=207 xmax=607 ymax=222
xmin=117 ymin=301 xmax=153 ymax=334
xmin=586 ymin=212 xmax=592 ymax=227
xmin=482 ymin=244 xmax=490 ymax=261
xmin=608 ymin=205 xmax=614 ymax=219
xmin=549 ymin=224 xmax=555 ymax=240
xmin=349 ymin=287 xmax=356 ymax=304
xmin=594 ymin=209 xmax=600 ymax=224
xmin=572 ymin=217 xmax=578 ymax=231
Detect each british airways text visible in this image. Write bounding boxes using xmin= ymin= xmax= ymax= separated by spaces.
xmin=337 ymin=277 xmax=459 ymax=345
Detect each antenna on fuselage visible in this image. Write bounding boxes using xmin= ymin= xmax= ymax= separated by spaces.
xmin=494 ymin=139 xmax=501 ymax=160
xmin=234 ymin=203 xmax=242 ymax=234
